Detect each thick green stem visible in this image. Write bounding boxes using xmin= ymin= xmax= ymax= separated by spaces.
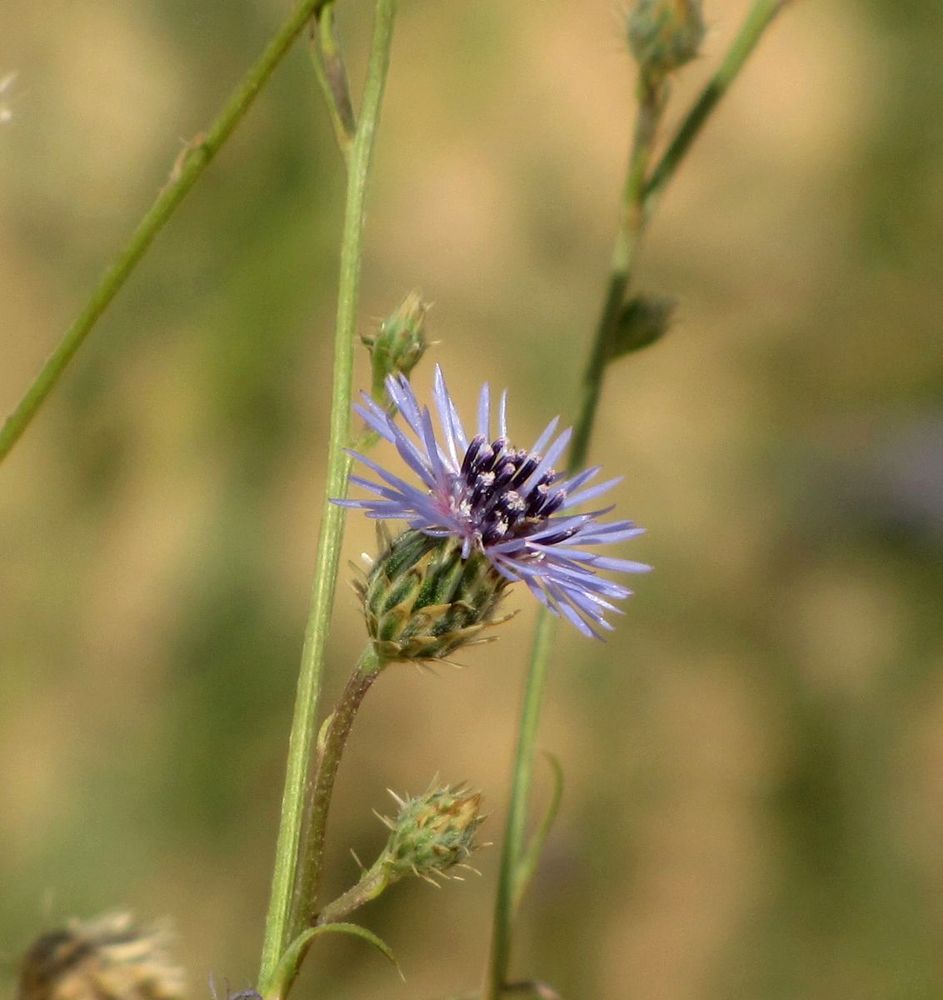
xmin=257 ymin=0 xmax=397 ymax=990
xmin=0 ymin=0 xmax=336 ymax=466
xmin=289 ymin=647 xmax=384 ymax=935
xmin=484 ymin=3 xmax=789 ymax=996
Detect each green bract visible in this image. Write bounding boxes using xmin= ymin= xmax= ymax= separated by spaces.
xmin=358 ymin=528 xmax=510 ymax=662
xmin=379 ymin=784 xmax=485 ymax=882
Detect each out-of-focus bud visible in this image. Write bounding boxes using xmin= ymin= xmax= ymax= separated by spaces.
xmin=627 ymin=0 xmax=705 ymax=81
xmin=604 ymin=293 xmax=676 ymax=361
xmin=18 ymin=913 xmax=185 ymax=1000
xmin=378 ymin=783 xmax=485 ymax=883
xmin=362 ymin=292 xmax=430 ymax=405
xmin=357 ymin=528 xmax=510 ymax=663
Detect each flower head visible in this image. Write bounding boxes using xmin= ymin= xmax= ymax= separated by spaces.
xmin=339 ymin=366 xmax=649 ymax=637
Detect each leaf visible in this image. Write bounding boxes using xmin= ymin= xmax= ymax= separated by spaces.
xmin=511 ymin=752 xmax=564 ymax=915
xmin=267 ymin=922 xmax=403 ymax=999
xmin=604 ymin=293 xmax=676 ymax=361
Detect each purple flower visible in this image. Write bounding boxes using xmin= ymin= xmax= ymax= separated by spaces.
xmin=338 ymin=366 xmax=649 ymax=637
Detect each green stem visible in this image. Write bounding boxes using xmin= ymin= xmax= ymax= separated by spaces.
xmin=0 ymin=0 xmax=336 ymax=466
xmin=483 ymin=610 xmax=555 ymax=1000
xmin=484 ymin=3 xmax=789 ymax=996
xmin=483 ymin=69 xmax=666 ymax=1000
xmin=290 ymin=647 xmax=384 ymax=936
xmin=257 ymin=0 xmax=397 ymax=990
xmin=309 ymin=3 xmax=357 ymax=162
xmin=569 ymin=74 xmax=664 ymax=470
xmin=644 ymin=0 xmax=790 ymax=211
xmin=315 ymin=856 xmax=390 ymax=926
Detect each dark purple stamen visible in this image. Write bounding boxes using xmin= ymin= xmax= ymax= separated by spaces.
xmin=457 ymin=434 xmax=567 ymax=546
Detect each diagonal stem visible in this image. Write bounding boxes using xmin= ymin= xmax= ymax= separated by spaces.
xmin=0 ymin=0 xmax=339 ymax=466
xmin=644 ymin=0 xmax=791 ymax=210
xmin=308 ymin=3 xmax=357 ymax=163
xmin=569 ymin=74 xmax=664 ymax=469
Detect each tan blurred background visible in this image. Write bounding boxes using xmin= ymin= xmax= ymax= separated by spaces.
xmin=3 ymin=1 xmax=943 ymax=997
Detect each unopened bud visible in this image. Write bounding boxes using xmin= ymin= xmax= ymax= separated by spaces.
xmin=362 ymin=292 xmax=430 ymax=405
xmin=378 ymin=783 xmax=485 ymax=883
xmin=627 ymin=0 xmax=705 ymax=81
xmin=357 ymin=528 xmax=510 ymax=662
xmin=605 ymin=293 xmax=676 ymax=360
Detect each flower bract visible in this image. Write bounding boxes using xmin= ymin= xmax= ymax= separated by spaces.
xmin=339 ymin=366 xmax=649 ymax=637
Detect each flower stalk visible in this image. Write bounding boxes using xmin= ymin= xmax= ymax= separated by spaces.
xmin=314 ymin=864 xmax=390 ymax=928
xmin=644 ymin=0 xmax=791 ymax=211
xmin=289 ymin=646 xmax=386 ymax=937
xmin=483 ymin=2 xmax=791 ymax=996
xmin=257 ymin=0 xmax=397 ymax=992
xmin=315 ymin=782 xmax=485 ymax=927
xmin=569 ymin=70 xmax=664 ymax=469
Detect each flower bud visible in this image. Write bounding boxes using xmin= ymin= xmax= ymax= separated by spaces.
xmin=378 ymin=783 xmax=485 ymax=883
xmin=362 ymin=292 xmax=430 ymax=405
xmin=18 ymin=913 xmax=184 ymax=1000
xmin=604 ymin=293 xmax=676 ymax=360
xmin=357 ymin=528 xmax=510 ymax=662
xmin=627 ymin=0 xmax=705 ymax=81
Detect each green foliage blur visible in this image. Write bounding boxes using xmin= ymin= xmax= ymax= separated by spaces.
xmin=2 ymin=1 xmax=943 ymax=998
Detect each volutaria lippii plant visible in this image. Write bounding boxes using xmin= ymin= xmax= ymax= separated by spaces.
xmin=7 ymin=0 xmax=793 ymax=997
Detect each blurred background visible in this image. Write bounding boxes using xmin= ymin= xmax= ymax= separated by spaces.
xmin=2 ymin=0 xmax=943 ymax=997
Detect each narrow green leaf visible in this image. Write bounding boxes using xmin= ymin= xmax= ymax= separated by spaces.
xmin=267 ymin=922 xmax=402 ymax=999
xmin=511 ymin=752 xmax=564 ymax=915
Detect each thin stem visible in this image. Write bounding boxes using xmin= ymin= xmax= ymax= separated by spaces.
xmin=483 ymin=69 xmax=666 ymax=1000
xmin=290 ymin=647 xmax=384 ymax=935
xmin=0 ymin=0 xmax=335 ymax=466
xmin=569 ymin=74 xmax=663 ymax=470
xmin=483 ymin=610 xmax=555 ymax=1000
xmin=315 ymin=858 xmax=390 ymax=926
xmin=257 ymin=0 xmax=397 ymax=990
xmin=308 ymin=3 xmax=357 ymax=162
xmin=644 ymin=0 xmax=790 ymax=210
xmin=484 ymin=3 xmax=789 ymax=996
